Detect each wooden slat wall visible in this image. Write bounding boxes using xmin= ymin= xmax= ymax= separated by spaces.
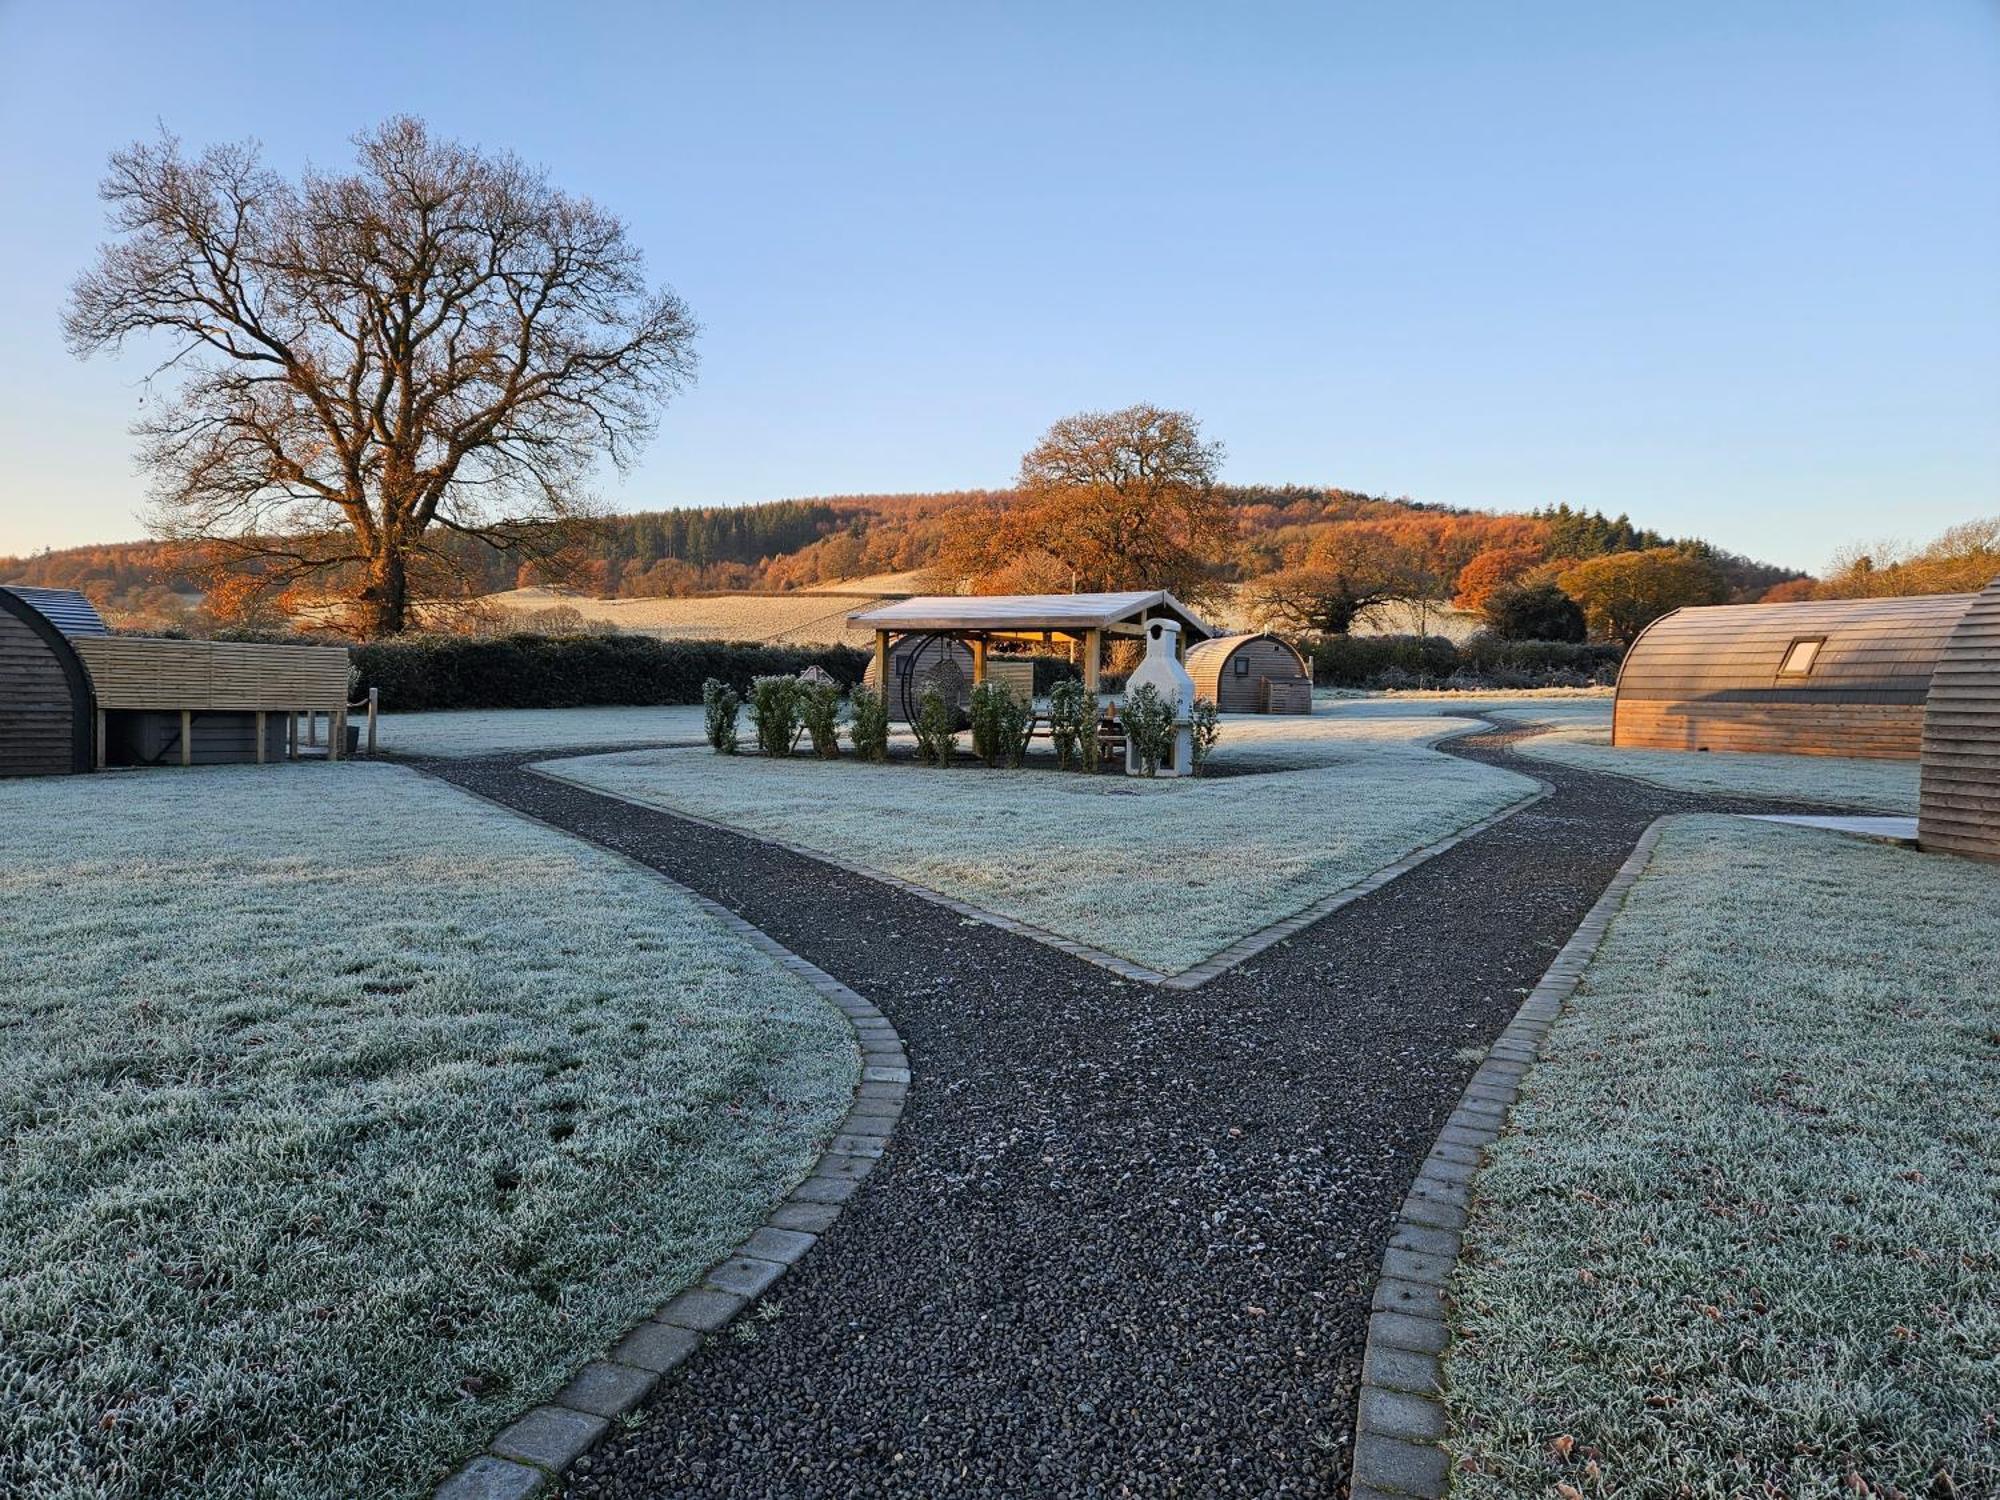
xmin=1919 ymin=577 xmax=2000 ymax=861
xmin=73 ymin=637 xmax=350 ymax=712
xmin=985 ymin=659 xmax=1036 ymax=700
xmin=1615 ymin=701 xmax=1924 ymax=759
xmin=1613 ymin=594 xmax=1976 ymax=758
xmin=0 ymin=610 xmax=83 ymax=776
xmin=1187 ymin=634 xmax=1312 ymax=713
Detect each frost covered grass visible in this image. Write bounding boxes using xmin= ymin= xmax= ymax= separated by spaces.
xmin=380 ymin=703 xmax=710 ymax=758
xmin=541 ymin=713 xmax=1536 ymax=974
xmin=0 ymin=763 xmax=855 ymax=1500
xmin=1445 ymin=816 xmax=2000 ymax=1496
xmin=1495 ymin=708 xmax=1919 ymax=813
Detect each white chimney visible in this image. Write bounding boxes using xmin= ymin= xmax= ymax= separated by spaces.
xmin=1124 ymin=618 xmax=1196 ymax=776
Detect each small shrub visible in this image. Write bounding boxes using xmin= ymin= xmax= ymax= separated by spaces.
xmin=912 ymin=686 xmax=959 ymax=767
xmin=748 ymin=675 xmax=802 ymax=757
xmin=969 ymin=681 xmax=1030 ymax=768
xmin=1124 ymin=684 xmax=1177 ymax=777
xmin=798 ymin=678 xmax=842 ymax=758
xmin=847 ymin=685 xmax=890 ymax=762
xmin=1190 ymin=696 xmax=1220 ymax=771
xmin=1048 ymin=678 xmax=1097 ymax=771
xmin=701 ymin=678 xmax=741 ymax=754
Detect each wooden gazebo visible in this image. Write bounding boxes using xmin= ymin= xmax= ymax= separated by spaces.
xmin=847 ymin=591 xmax=1214 ymax=710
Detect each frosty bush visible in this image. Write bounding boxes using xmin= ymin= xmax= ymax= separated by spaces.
xmin=702 ymin=678 xmax=741 ymax=754
xmin=798 ymin=678 xmax=842 ymax=759
xmin=912 ymin=686 xmax=959 ymax=767
xmin=1191 ymin=696 xmax=1221 ymax=772
xmin=847 ymin=685 xmax=890 ymax=762
xmin=748 ymin=675 xmax=802 ymax=757
xmin=1048 ymin=678 xmax=1098 ymax=771
xmin=969 ymin=681 xmax=1030 ymax=769
xmin=1124 ymin=684 xmax=1176 ymax=777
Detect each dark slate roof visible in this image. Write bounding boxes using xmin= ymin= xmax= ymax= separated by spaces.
xmin=0 ymin=586 xmax=110 ymax=637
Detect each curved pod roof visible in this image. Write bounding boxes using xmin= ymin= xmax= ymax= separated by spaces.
xmin=1617 ymin=594 xmax=1976 ymax=704
xmin=1918 ymin=575 xmax=2000 ymax=861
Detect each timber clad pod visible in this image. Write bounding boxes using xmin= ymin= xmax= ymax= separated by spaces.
xmin=1612 ymin=593 xmax=1977 ymax=760
xmin=0 ymin=588 xmax=95 ymax=776
xmin=0 ymin=584 xmax=352 ymax=775
xmin=1918 ymin=575 xmax=2000 ymax=861
xmin=1184 ymin=633 xmax=1313 ymax=714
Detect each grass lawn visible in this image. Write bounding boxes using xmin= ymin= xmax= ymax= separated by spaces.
xmin=1495 ymin=707 xmax=1920 ymax=813
xmin=379 ymin=703 xmax=710 ymax=758
xmin=540 ymin=712 xmax=1538 ymax=975
xmin=0 ymin=762 xmax=856 ymax=1500
xmin=1444 ymin=816 xmax=1999 ymax=1496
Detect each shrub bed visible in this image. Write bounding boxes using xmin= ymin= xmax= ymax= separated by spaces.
xmin=353 ymin=634 xmax=868 ymax=711
xmin=1308 ymin=634 xmax=1622 ymax=689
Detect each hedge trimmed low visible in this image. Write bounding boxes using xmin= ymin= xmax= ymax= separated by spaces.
xmin=1307 ymin=634 xmax=1623 ymax=689
xmin=353 ymin=634 xmax=868 ymax=712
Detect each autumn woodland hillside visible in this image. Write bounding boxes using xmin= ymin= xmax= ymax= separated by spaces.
xmin=6 ymin=486 xmax=1994 ymax=649
xmin=6 ymin=488 xmax=1782 ymax=621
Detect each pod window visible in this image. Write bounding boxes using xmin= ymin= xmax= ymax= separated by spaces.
xmin=1778 ymin=636 xmax=1824 ymax=676
xmin=1233 ymin=656 xmax=1251 ymax=677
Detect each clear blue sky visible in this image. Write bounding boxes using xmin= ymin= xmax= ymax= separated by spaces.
xmin=2 ymin=1 xmax=1995 ymax=572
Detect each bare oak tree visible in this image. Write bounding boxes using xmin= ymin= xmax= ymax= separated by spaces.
xmin=65 ymin=117 xmax=698 ymax=634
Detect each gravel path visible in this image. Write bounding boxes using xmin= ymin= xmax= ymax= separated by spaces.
xmin=423 ymin=726 xmax=1836 ymax=1499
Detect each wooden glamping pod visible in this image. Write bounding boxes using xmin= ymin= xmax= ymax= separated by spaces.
xmin=1613 ymin=593 xmax=1978 ymax=760
xmin=1918 ymin=575 xmax=2000 ymax=860
xmin=0 ymin=586 xmax=97 ymax=776
xmin=1185 ymin=632 xmax=1312 ymax=714
xmin=0 ymin=585 xmax=353 ymax=775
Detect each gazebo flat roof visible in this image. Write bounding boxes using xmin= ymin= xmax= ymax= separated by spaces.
xmin=848 ymin=590 xmax=1213 ymax=638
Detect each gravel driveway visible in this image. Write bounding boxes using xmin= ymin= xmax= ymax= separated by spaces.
xmin=424 ymin=726 xmax=1836 ymax=1499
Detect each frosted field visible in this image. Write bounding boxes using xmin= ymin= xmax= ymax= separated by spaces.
xmin=1445 ymin=816 xmax=2000 ymax=1495
xmin=1493 ymin=705 xmax=1921 ymax=813
xmin=381 ymin=703 xmax=710 ymax=758
xmin=0 ymin=762 xmax=856 ymax=1500
xmin=541 ymin=713 xmax=1538 ymax=975
xmin=479 ymin=584 xmax=896 ymax=644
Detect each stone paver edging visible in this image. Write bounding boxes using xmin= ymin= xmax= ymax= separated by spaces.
xmin=1347 ymin=815 xmax=1672 ymax=1500
xmin=529 ymin=762 xmax=1550 ymax=992
xmin=427 ymin=778 xmax=910 ymax=1500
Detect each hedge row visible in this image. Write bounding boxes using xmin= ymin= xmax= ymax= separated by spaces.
xmin=352 ymin=633 xmax=869 ymax=712
xmin=1307 ymin=634 xmax=1624 ymax=689
xmin=337 ymin=629 xmax=1618 ymax=709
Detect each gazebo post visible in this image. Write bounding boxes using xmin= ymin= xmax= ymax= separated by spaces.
xmin=1083 ymin=628 xmax=1102 ymax=695
xmin=970 ymin=635 xmax=987 ymax=685
xmin=874 ymin=630 xmax=890 ymax=695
